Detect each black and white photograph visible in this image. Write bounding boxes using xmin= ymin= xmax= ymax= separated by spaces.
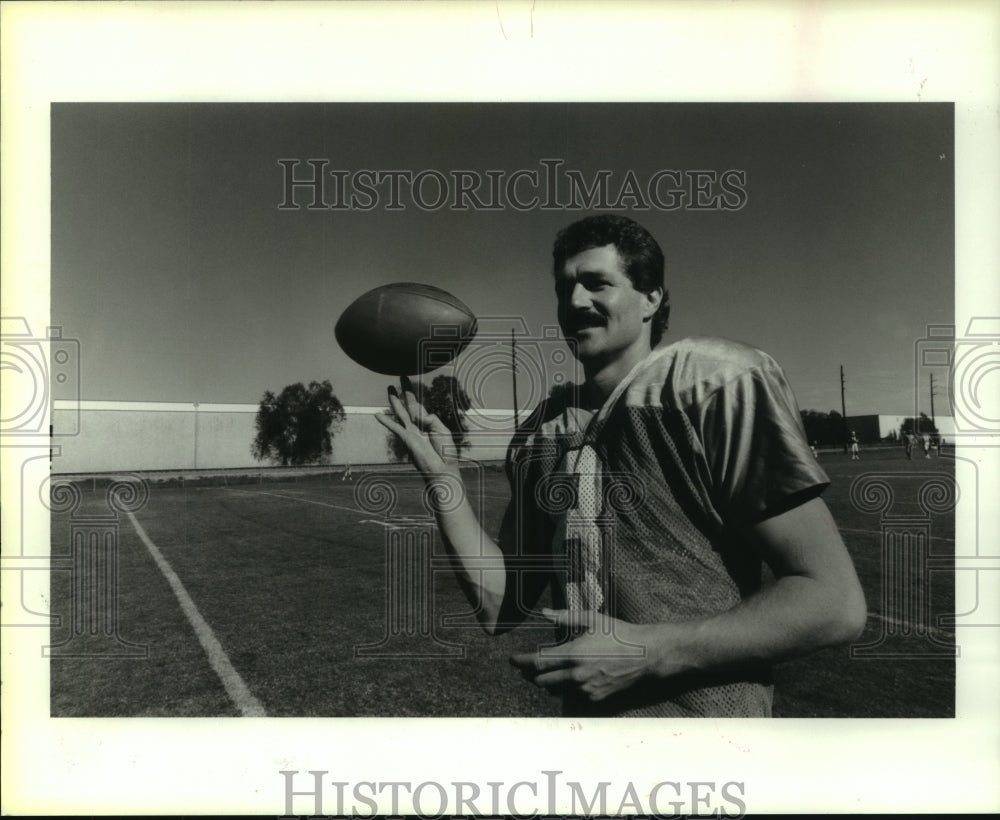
xmin=2 ymin=2 xmax=998 ymax=816
xmin=46 ymin=101 xmax=956 ymax=722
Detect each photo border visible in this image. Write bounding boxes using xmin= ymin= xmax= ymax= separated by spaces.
xmin=2 ymin=1 xmax=998 ymax=815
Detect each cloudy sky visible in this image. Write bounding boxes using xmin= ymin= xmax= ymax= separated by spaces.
xmin=52 ymin=102 xmax=953 ymax=418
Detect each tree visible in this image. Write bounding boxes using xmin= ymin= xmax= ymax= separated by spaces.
xmin=547 ymin=381 xmax=580 ymax=405
xmin=252 ymin=380 xmax=346 ymax=466
xmin=800 ymin=409 xmax=845 ymax=446
xmin=900 ymin=413 xmax=938 ymax=437
xmin=385 ymin=375 xmax=472 ymax=463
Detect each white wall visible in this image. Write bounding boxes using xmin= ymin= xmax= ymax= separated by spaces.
xmin=877 ymin=414 xmax=956 ymax=439
xmin=50 ymin=401 xmax=514 ymax=474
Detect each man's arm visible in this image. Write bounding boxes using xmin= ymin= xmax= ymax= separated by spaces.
xmin=657 ymin=495 xmax=867 ymax=670
xmin=375 ymin=379 xmax=508 ymax=633
xmin=511 ymin=496 xmax=867 ymax=702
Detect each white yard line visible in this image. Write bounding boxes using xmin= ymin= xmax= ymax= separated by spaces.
xmin=221 ymin=485 xmax=512 ymax=517
xmin=125 ymin=511 xmax=267 ymax=717
xmin=226 ymin=489 xmax=956 ymax=544
xmin=221 ymin=487 xmax=369 ymax=516
xmin=865 ymin=611 xmax=955 ymax=642
xmin=837 ymin=526 xmax=955 ymax=543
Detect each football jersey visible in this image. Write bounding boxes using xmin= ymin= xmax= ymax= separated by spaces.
xmin=497 ymin=336 xmax=830 ymax=717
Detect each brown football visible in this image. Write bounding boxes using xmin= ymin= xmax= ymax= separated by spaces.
xmin=335 ymin=282 xmax=478 ymax=376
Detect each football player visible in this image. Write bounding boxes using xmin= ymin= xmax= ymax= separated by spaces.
xmin=378 ymin=214 xmax=866 ymax=717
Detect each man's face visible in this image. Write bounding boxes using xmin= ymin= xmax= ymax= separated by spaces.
xmin=555 ymin=244 xmax=661 ymax=365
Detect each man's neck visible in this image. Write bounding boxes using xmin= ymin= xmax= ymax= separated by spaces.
xmin=581 ymin=343 xmax=654 ymax=408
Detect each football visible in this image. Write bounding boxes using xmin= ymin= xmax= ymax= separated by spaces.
xmin=335 ymin=282 xmax=478 ymax=376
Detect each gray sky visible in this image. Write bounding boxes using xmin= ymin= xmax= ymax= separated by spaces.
xmin=52 ymin=103 xmax=953 ymax=418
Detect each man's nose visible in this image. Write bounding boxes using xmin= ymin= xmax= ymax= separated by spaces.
xmin=569 ymin=282 xmax=591 ymax=309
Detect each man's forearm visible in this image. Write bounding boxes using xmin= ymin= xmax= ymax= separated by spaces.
xmin=425 ymin=469 xmax=508 ymax=632
xmin=512 ymin=497 xmax=868 ymax=706
xmin=643 ymin=571 xmax=867 ymax=679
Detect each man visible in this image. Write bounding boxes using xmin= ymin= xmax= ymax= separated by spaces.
xmin=378 ymin=214 xmax=866 ymax=717
xmin=849 ymin=430 xmax=860 ymax=460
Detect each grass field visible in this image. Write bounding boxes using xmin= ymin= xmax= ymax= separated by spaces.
xmin=49 ymin=449 xmax=955 ymax=718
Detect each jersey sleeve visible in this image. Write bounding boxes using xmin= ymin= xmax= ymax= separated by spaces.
xmin=694 ymin=357 xmax=830 ymax=525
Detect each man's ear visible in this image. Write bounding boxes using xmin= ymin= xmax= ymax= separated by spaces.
xmin=642 ymin=287 xmax=664 ymax=322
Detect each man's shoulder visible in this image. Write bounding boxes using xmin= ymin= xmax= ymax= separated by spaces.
xmin=509 ymin=384 xmax=588 ymax=448
xmin=629 ymin=336 xmax=779 ymax=408
xmin=653 ymin=335 xmax=776 ymax=373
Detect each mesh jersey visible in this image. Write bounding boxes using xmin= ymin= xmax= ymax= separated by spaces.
xmin=498 ymin=336 xmax=830 ymax=717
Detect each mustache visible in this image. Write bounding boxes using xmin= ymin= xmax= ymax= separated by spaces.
xmin=563 ymin=311 xmax=606 ymax=330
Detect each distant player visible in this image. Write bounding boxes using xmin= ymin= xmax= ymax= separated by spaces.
xmin=341 ymin=463 xmax=354 ymax=481
xmin=811 ymin=440 xmax=818 ymax=458
xmin=922 ymin=433 xmax=931 ymax=459
xmin=849 ymin=431 xmax=860 ymax=460
xmin=904 ymin=432 xmax=916 ymax=460
xmin=379 ymin=214 xmax=866 ymax=718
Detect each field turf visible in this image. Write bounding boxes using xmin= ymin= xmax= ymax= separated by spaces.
xmin=49 ymin=449 xmax=955 ymax=718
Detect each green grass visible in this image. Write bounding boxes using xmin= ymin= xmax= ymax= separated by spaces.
xmin=49 ymin=451 xmax=955 ymax=718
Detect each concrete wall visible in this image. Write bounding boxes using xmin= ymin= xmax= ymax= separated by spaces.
xmin=868 ymin=414 xmax=956 ymax=440
xmin=51 ymin=401 xmax=959 ymax=474
xmin=50 ymin=401 xmax=514 ymax=474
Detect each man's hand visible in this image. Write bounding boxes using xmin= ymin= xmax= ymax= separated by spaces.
xmin=509 ymin=608 xmax=681 ymax=703
xmin=375 ymin=376 xmax=458 ymax=479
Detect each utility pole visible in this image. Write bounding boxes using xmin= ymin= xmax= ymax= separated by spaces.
xmin=511 ymin=329 xmax=520 ymax=432
xmin=929 ymin=373 xmax=936 ymax=428
xmin=840 ymin=365 xmax=848 ymax=453
xmin=193 ymin=401 xmax=200 ymax=469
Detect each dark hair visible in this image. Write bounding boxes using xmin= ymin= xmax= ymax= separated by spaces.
xmin=552 ymin=214 xmax=670 ymax=346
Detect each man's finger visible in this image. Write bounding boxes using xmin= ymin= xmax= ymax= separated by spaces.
xmin=424 ymin=412 xmax=452 ymax=437
xmin=400 ymin=376 xmax=423 ymax=421
xmin=509 ymin=652 xmax=536 ymax=671
xmin=531 ymin=668 xmax=581 ymax=692
xmin=540 ymin=607 xmax=566 ymax=624
xmin=374 ymin=413 xmax=404 ymax=436
xmin=386 ymin=386 xmax=412 ymax=428
xmin=542 ymin=608 xmax=599 ymax=632
xmin=509 ymin=650 xmax=574 ymax=675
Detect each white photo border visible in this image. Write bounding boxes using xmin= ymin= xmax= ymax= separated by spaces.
xmin=2 ymin=1 xmax=998 ymax=815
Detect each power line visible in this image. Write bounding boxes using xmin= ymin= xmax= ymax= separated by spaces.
xmin=840 ymin=365 xmax=848 ymax=453
xmin=929 ymin=373 xmax=938 ymax=427
xmin=511 ymin=329 xmax=519 ymax=431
